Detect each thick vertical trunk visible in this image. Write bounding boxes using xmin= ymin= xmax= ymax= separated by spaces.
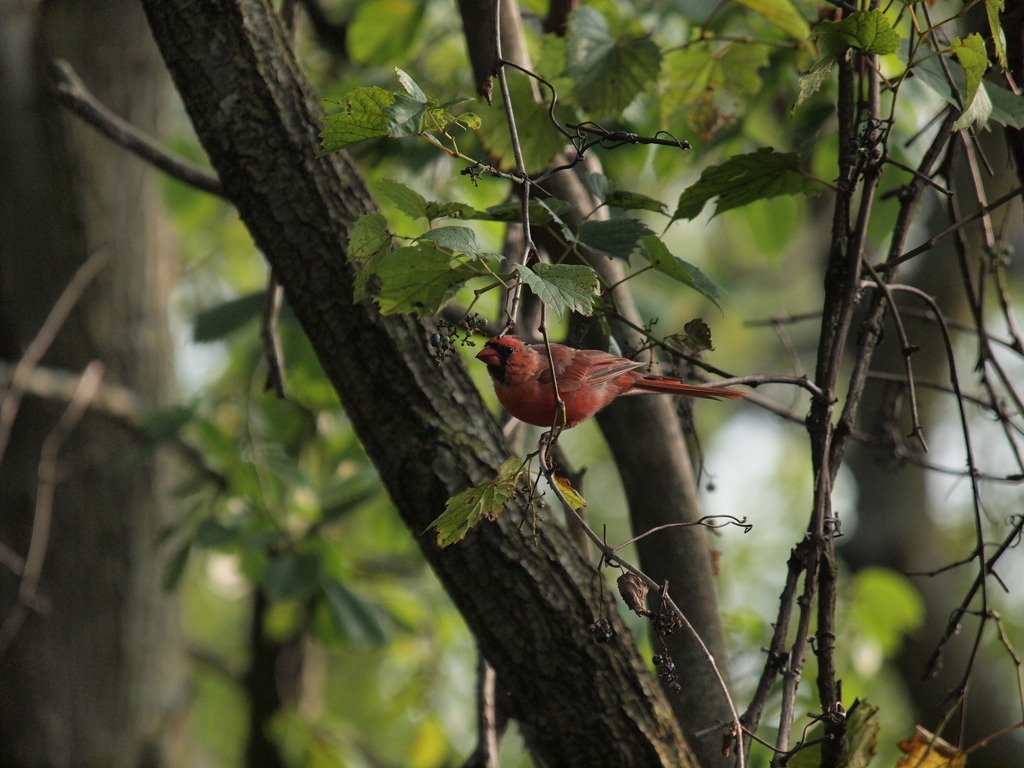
xmin=0 ymin=1 xmax=182 ymax=765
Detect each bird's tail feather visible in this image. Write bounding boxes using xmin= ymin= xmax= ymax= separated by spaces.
xmin=631 ymin=376 xmax=746 ymax=401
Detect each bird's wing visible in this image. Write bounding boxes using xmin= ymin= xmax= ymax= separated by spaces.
xmin=537 ymin=348 xmax=643 ymax=391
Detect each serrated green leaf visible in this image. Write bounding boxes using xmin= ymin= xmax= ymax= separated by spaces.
xmin=162 ymin=542 xmax=191 ymax=592
xmin=514 ymin=263 xmax=600 ymax=316
xmin=193 ymin=292 xmax=265 ymax=342
xmin=950 ymin=34 xmax=990 ymax=113
xmin=606 ymin=190 xmax=668 ymax=214
xmin=477 ymin=72 xmax=569 ymax=174
xmin=809 ymin=9 xmax=899 ymax=55
xmin=384 ymin=93 xmax=428 ymax=137
xmin=986 ymin=0 xmax=1006 ymax=69
xmin=348 ymin=0 xmax=424 ymax=66
xmin=662 ymin=43 xmax=715 ymax=118
xmin=913 ymin=55 xmax=1024 ymax=128
xmin=321 ymin=578 xmax=389 ymax=643
xmin=417 ymin=226 xmax=481 ymax=253
xmin=641 ymin=235 xmax=722 ymax=306
xmin=673 ymin=147 xmax=821 ymax=220
xmin=370 ymin=243 xmax=489 ymax=315
xmin=798 ymin=10 xmax=899 ymax=106
xmin=376 ymin=178 xmax=427 ymax=220
xmin=952 ymin=81 xmax=993 ymax=131
xmin=566 ymin=7 xmax=661 ymax=117
xmin=318 ymin=87 xmax=394 ymax=154
xmin=348 ymin=213 xmax=394 ymax=302
xmin=663 ymin=41 xmax=771 ymax=117
xmin=428 ymin=458 xmax=526 ymax=547
xmin=466 ymin=198 xmax=572 ymax=223
xmin=734 ymin=0 xmax=811 ymax=49
xmin=577 ymin=218 xmax=654 ymax=260
xmin=424 ymin=201 xmax=477 ymax=220
xmin=844 ymin=702 xmax=880 ymax=768
xmin=263 ymin=553 xmax=321 ymax=603
xmin=719 ymin=43 xmax=772 ymax=95
xmin=348 ymin=213 xmax=392 ymax=265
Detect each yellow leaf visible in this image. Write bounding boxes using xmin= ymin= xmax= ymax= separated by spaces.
xmin=895 ymin=726 xmax=966 ymax=768
xmin=553 ymin=475 xmax=586 ymax=510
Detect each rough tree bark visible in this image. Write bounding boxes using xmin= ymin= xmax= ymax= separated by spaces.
xmin=0 ymin=0 xmax=184 ymax=765
xmin=139 ymin=0 xmax=696 ymax=764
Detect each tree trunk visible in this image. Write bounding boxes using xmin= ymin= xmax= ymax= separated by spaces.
xmin=139 ymin=0 xmax=697 ymax=764
xmin=0 ymin=0 xmax=184 ymax=766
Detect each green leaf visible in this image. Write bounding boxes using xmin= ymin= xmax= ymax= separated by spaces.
xmin=952 ymin=82 xmax=993 ymax=132
xmin=577 ymin=218 xmax=654 ymax=260
xmin=606 ymin=190 xmax=668 ymax=214
xmin=950 ymin=34 xmax=990 ymax=113
xmin=662 ymin=42 xmax=717 ymax=118
xmin=348 ymin=213 xmax=394 ymax=302
xmin=552 ymin=475 xmax=586 ymax=510
xmin=318 ymin=87 xmax=394 ymax=154
xmin=844 ymin=702 xmax=881 ymax=768
xmin=476 ymin=72 xmax=570 ymax=174
xmin=348 ymin=213 xmax=392 ymax=265
xmin=584 ymin=172 xmax=611 ymax=201
xmin=193 ymin=292 xmax=265 ymax=342
xmin=673 ymin=147 xmax=821 ymax=221
xmin=514 ymin=263 xmax=601 ymax=316
xmin=321 ymin=578 xmax=389 ymax=644
xmin=987 ymin=0 xmax=1006 ymax=69
xmin=376 ymin=178 xmax=427 ymax=220
xmin=456 ymin=112 xmax=482 ymax=130
xmin=641 ymin=235 xmax=722 ymax=306
xmin=466 ymin=198 xmax=572 ymax=223
xmin=370 ymin=243 xmax=488 ymax=315
xmin=417 ymin=225 xmax=481 ymax=253
xmin=798 ymin=10 xmax=900 ymax=105
xmin=849 ymin=567 xmax=924 ymax=656
xmin=719 ymin=43 xmax=772 ymax=95
xmin=162 ymin=542 xmax=191 ymax=592
xmin=566 ymin=7 xmax=661 ymax=117
xmin=734 ymin=0 xmax=811 ymax=49
xmin=263 ymin=553 xmax=321 ymax=603
xmin=809 ymin=9 xmax=900 ymax=55
xmin=913 ymin=55 xmax=1024 ymax=128
xmin=424 ymin=201 xmax=477 ymax=220
xmin=428 ymin=458 xmax=526 ymax=547
xmin=348 ymin=0 xmax=425 ymax=66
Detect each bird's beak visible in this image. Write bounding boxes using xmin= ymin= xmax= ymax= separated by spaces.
xmin=476 ymin=346 xmax=500 ymax=366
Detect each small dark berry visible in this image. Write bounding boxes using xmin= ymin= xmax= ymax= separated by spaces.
xmin=430 ymin=333 xmax=442 ymax=348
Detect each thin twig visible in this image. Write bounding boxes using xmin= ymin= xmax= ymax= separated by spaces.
xmin=0 ymin=361 xmax=104 ymax=658
xmin=0 ymin=249 xmax=110 ymax=469
xmin=51 ymin=60 xmax=224 ymax=197
xmin=885 ymin=186 xmax=1023 ymax=269
xmin=537 ymin=441 xmax=745 ymax=768
xmin=858 ymin=264 xmax=928 ymax=452
xmin=612 ymin=515 xmax=751 ymax=552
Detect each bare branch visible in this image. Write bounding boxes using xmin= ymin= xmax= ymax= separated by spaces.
xmin=51 ymin=60 xmax=224 ymax=197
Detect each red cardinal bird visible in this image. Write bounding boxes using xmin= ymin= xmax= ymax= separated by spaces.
xmin=475 ymin=335 xmax=745 ymax=428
